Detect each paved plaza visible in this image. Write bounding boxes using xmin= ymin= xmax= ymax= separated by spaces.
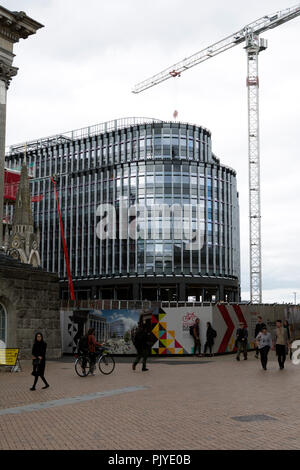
xmin=0 ymin=352 xmax=300 ymax=450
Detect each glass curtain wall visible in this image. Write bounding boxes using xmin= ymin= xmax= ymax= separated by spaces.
xmin=5 ymin=120 xmax=240 ymax=287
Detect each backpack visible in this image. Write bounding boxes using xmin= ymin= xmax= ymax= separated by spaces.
xmin=212 ymin=329 xmax=217 ymax=338
xmin=133 ymin=327 xmax=147 ymax=349
xmin=189 ymin=325 xmax=195 ymax=336
xmin=131 ymin=327 xmax=140 ymax=346
xmin=78 ymin=335 xmax=88 ymax=352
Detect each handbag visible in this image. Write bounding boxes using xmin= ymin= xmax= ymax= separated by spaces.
xmin=31 ymin=358 xmax=41 ymax=376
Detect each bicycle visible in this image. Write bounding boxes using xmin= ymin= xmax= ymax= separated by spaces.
xmin=74 ymin=351 xmax=91 ymax=377
xmin=95 ymin=345 xmax=115 ymax=375
xmin=74 ymin=345 xmax=115 ymax=377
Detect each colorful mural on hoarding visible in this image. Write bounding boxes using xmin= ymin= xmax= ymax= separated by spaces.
xmin=151 ymin=307 xmax=210 ymax=355
xmin=60 ymin=306 xmax=159 ymax=354
xmin=89 ymin=308 xmax=142 ymax=355
xmin=61 ymin=304 xmax=300 ymax=355
xmin=151 ymin=312 xmax=188 ymax=355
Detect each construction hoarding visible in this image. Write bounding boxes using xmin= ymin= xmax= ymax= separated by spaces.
xmin=61 ymin=304 xmax=300 ymax=355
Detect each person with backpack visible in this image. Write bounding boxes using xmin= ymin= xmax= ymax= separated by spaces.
xmin=235 ymin=322 xmax=248 ymax=361
xmin=204 ymin=322 xmax=217 ymax=357
xmin=132 ymin=320 xmax=151 ymax=372
xmin=77 ymin=333 xmax=89 ymax=355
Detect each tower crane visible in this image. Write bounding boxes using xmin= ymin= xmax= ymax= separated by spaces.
xmin=132 ymin=4 xmax=300 ymax=304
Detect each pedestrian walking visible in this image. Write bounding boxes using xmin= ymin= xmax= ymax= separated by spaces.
xmin=30 ymin=332 xmax=49 ymax=391
xmin=272 ymin=320 xmax=289 ymax=370
xmin=235 ymin=322 xmax=248 ymax=361
xmin=256 ymin=326 xmax=272 ymax=370
xmin=87 ymin=328 xmax=102 ymax=375
xmin=283 ymin=319 xmax=292 ymax=360
xmin=204 ymin=322 xmax=217 ymax=356
xmin=254 ymin=316 xmax=266 ymax=358
xmin=192 ymin=318 xmax=202 ymax=357
xmin=132 ymin=320 xmax=151 ymax=371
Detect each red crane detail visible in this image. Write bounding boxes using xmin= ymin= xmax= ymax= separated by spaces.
xmin=51 ymin=176 xmax=75 ymax=301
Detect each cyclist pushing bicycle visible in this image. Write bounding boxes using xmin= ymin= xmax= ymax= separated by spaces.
xmin=75 ymin=328 xmax=115 ymax=377
xmin=87 ymin=328 xmax=103 ymax=375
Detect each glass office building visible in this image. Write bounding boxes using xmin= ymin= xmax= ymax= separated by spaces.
xmin=6 ymin=117 xmax=240 ymax=302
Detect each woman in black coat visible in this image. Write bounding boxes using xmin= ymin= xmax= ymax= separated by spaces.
xmin=30 ymin=332 xmax=49 ymax=391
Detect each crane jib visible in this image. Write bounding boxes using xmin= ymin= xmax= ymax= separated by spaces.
xmin=132 ymin=4 xmax=300 ymax=93
xmin=132 ymin=3 xmax=300 ymax=303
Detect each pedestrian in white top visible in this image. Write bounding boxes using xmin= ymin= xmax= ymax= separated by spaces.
xmin=256 ymin=327 xmax=272 ymax=370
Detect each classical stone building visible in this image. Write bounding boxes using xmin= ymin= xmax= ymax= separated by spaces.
xmin=0 ymin=252 xmax=61 ymax=358
xmin=0 ymin=7 xmax=43 ymax=246
xmin=0 ymin=7 xmax=61 ymax=359
xmin=0 ymin=165 xmax=60 ymax=358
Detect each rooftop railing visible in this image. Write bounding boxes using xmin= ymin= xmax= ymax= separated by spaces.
xmin=6 ymin=116 xmax=214 ymax=155
xmin=60 ymin=299 xmax=288 ymax=311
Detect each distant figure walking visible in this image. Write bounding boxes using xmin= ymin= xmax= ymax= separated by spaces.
xmin=132 ymin=320 xmax=151 ymax=372
xmin=256 ymin=326 xmax=272 ymax=370
xmin=254 ymin=316 xmax=266 ymax=358
xmin=273 ymin=320 xmax=289 ymax=370
xmin=236 ymin=322 xmax=248 ymax=361
xmin=283 ymin=319 xmax=292 ymax=360
xmin=204 ymin=322 xmax=217 ymax=357
xmin=192 ymin=318 xmax=202 ymax=357
xmin=30 ymin=332 xmax=49 ymax=391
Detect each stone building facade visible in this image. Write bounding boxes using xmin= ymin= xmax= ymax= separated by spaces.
xmin=0 ymin=252 xmax=61 ymax=359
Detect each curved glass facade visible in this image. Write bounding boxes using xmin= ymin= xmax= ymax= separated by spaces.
xmin=6 ymin=118 xmax=240 ymax=301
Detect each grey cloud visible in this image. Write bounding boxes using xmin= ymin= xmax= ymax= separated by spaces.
xmin=2 ymin=0 xmax=300 ymax=302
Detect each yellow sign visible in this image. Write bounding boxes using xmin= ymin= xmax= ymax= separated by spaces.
xmin=0 ymin=349 xmax=19 ymax=366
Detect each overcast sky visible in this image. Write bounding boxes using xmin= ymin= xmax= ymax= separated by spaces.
xmin=2 ymin=0 xmax=300 ymax=303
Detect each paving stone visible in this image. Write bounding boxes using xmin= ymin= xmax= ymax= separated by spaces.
xmin=0 ymin=352 xmax=300 ymax=450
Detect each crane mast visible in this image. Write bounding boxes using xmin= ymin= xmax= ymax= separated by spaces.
xmin=132 ymin=4 xmax=300 ymax=304
xmin=245 ymin=34 xmax=267 ymax=304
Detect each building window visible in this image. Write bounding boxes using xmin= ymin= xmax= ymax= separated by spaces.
xmin=0 ymin=304 xmax=6 ymax=345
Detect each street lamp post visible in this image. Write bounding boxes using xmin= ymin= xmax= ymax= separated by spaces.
xmin=293 ymin=292 xmax=297 ymax=305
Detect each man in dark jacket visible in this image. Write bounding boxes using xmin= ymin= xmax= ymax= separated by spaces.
xmin=236 ymin=322 xmax=248 ymax=361
xmin=132 ymin=321 xmax=151 ymax=371
xmin=193 ymin=318 xmax=202 ymax=357
xmin=204 ymin=322 xmax=217 ymax=357
xmin=254 ymin=316 xmax=266 ymax=358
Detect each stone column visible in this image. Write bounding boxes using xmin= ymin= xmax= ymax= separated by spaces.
xmin=0 ymin=76 xmax=6 ymax=247
xmin=179 ymin=281 xmax=186 ymax=301
xmin=133 ymin=281 xmax=140 ymax=300
xmin=218 ymin=284 xmax=225 ymax=302
xmin=0 ymin=60 xmax=18 ymax=247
